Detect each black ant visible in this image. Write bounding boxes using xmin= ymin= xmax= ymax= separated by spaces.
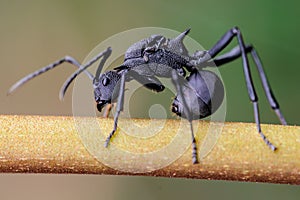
xmin=8 ymin=27 xmax=287 ymax=164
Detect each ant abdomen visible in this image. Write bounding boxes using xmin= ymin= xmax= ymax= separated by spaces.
xmin=172 ymin=70 xmax=224 ymax=120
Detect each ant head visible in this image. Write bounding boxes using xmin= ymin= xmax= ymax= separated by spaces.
xmin=93 ymin=71 xmax=121 ymax=112
xmin=172 ymin=70 xmax=224 ymax=120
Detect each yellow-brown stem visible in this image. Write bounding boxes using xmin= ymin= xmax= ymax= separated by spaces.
xmin=0 ymin=115 xmax=299 ymax=184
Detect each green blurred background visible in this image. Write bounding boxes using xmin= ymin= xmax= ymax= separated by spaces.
xmin=1 ymin=0 xmax=299 ymax=199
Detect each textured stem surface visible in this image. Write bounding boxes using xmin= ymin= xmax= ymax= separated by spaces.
xmin=0 ymin=115 xmax=299 ymax=184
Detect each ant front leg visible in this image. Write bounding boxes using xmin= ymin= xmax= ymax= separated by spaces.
xmin=104 ymin=70 xmax=127 ymax=147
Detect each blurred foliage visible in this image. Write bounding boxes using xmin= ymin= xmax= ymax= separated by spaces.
xmin=1 ymin=0 xmax=299 ymax=124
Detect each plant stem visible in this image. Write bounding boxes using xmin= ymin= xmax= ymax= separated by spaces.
xmin=0 ymin=115 xmax=299 ymax=184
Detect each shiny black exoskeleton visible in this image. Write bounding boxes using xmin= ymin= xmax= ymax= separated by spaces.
xmin=9 ymin=27 xmax=287 ymax=164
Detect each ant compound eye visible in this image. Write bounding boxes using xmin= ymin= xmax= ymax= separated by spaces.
xmin=102 ymin=77 xmax=110 ymax=86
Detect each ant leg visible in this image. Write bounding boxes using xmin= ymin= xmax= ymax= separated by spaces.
xmin=231 ymin=29 xmax=277 ymax=150
xmin=104 ymin=70 xmax=127 ymax=147
xmin=171 ymin=70 xmax=198 ymax=164
xmin=206 ymin=45 xmax=287 ymax=125
xmin=250 ymin=49 xmax=287 ymax=125
xmin=206 ymin=45 xmax=252 ymax=66
xmin=189 ymin=27 xmax=246 ymax=66
xmin=195 ymin=27 xmax=277 ymax=150
xmin=60 ymin=47 xmax=112 ymax=100
xmin=128 ymin=70 xmax=165 ymax=92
